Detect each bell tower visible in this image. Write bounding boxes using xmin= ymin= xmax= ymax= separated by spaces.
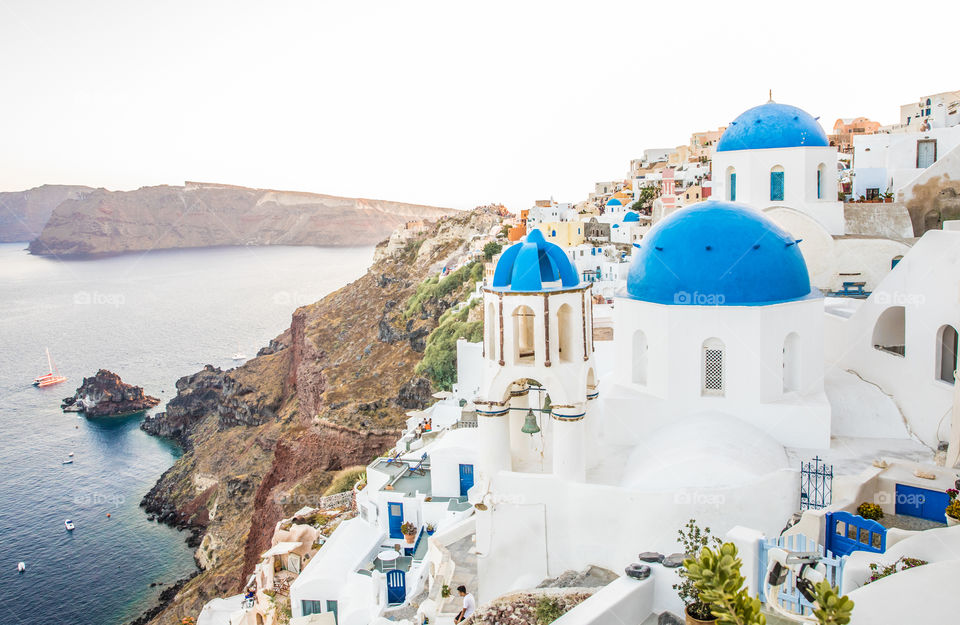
xmin=475 ymin=229 xmax=597 ymax=483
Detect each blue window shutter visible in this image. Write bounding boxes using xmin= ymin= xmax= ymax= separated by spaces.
xmin=730 ymin=173 xmax=737 ymax=201
xmin=770 ymin=171 xmax=785 ymax=201
xmin=817 ymin=169 xmax=822 ymax=199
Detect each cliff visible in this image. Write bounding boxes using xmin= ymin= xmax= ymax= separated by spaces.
xmin=28 ymin=181 xmax=457 ymax=256
xmin=135 ymin=207 xmax=502 ymax=624
xmin=0 ymin=184 xmax=93 ymax=243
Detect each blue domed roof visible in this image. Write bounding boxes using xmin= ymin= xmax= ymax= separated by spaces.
xmin=492 ymin=229 xmax=579 ymax=292
xmin=623 ymin=211 xmax=640 ymax=223
xmin=606 ymin=198 xmax=622 ymax=206
xmin=716 ymin=102 xmax=829 ymax=152
xmin=625 ymin=200 xmax=814 ymax=306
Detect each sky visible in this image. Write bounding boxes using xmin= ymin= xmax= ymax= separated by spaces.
xmin=0 ymin=0 xmax=956 ymax=210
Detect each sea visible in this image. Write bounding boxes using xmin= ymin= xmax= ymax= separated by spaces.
xmin=0 ymin=242 xmax=373 ymax=625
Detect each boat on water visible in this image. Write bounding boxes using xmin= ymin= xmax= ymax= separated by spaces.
xmin=64 ymin=519 xmax=75 ymax=531
xmin=17 ymin=562 xmax=25 ymax=573
xmin=232 ymin=343 xmax=247 ymax=361
xmin=62 ymin=459 xmax=73 ymax=465
xmin=33 ymin=348 xmax=67 ymax=387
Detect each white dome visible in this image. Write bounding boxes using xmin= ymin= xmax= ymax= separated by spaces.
xmin=620 ymin=413 xmax=789 ymax=490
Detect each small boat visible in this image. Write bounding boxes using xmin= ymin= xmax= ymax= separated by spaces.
xmin=33 ymin=348 xmax=67 ymax=388
xmin=64 ymin=519 xmax=75 ymax=531
xmin=68 ymin=452 xmax=74 ymax=457
xmin=17 ymin=562 xmax=25 ymax=573
xmin=232 ymin=343 xmax=247 ymax=361
xmin=62 ymin=459 xmax=73 ymax=465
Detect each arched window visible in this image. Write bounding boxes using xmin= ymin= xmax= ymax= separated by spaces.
xmin=512 ymin=305 xmax=536 ymax=364
xmin=872 ymin=306 xmax=906 ymax=356
xmin=770 ymin=165 xmax=785 ymax=202
xmin=816 ymin=163 xmax=827 ymax=199
xmin=783 ymin=332 xmax=801 ymax=392
xmin=891 ymin=255 xmax=903 ymax=269
xmin=726 ymin=166 xmax=737 ymax=201
xmin=486 ymin=302 xmax=497 ymax=361
xmin=632 ymin=330 xmax=648 ymax=384
xmin=557 ymin=303 xmax=575 ymax=362
xmin=702 ymin=338 xmax=725 ymax=396
xmin=937 ymin=325 xmax=958 ymax=384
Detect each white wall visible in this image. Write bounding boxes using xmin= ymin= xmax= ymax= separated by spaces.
xmin=824 ymin=229 xmax=960 ymax=446
xmin=610 ymin=297 xmax=831 ymax=448
xmin=713 ymin=145 xmax=844 ymax=234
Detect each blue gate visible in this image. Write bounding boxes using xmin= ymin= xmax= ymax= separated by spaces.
xmin=800 ymin=456 xmax=833 ymax=510
xmin=388 ymin=502 xmax=404 ymax=539
xmin=459 ymin=463 xmax=474 ymax=497
xmin=824 ymin=511 xmax=886 ymax=557
xmin=387 ymin=569 xmax=406 ymax=605
xmin=758 ymin=533 xmax=844 ymax=616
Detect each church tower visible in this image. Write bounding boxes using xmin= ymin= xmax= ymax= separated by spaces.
xmin=475 ymin=229 xmax=597 ymax=483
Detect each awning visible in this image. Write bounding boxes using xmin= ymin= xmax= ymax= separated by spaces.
xmin=261 ymin=541 xmax=302 ymax=559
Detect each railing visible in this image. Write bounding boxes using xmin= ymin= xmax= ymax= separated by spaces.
xmin=453 ymin=420 xmax=478 ymax=429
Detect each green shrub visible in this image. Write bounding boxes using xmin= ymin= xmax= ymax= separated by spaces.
xmin=416 ymin=314 xmax=483 ymax=390
xmin=856 ymin=502 xmax=883 ymax=520
xmin=866 ymin=557 xmax=927 ymax=584
xmin=535 ymin=596 xmax=565 ymax=624
xmin=483 ymin=241 xmax=503 ymax=260
xmin=403 ymin=261 xmax=480 ymax=319
xmin=323 ymin=466 xmax=367 ymax=496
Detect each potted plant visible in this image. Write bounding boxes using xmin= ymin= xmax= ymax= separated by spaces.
xmin=401 ymin=521 xmax=417 ymax=544
xmin=426 ymin=523 xmax=436 ymax=535
xmin=946 ymin=489 xmax=960 ymax=526
xmin=673 ymin=520 xmax=720 ymax=624
xmin=441 ymin=584 xmax=451 ymax=598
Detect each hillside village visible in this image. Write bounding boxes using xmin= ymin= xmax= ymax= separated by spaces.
xmin=191 ymin=89 xmax=960 ymax=625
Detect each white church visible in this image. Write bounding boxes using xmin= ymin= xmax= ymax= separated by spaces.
xmin=459 ymin=100 xmax=960 ymax=611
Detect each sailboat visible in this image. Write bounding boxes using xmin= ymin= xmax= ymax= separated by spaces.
xmin=232 ymin=343 xmax=248 ymax=361
xmin=33 ymin=348 xmax=67 ymax=388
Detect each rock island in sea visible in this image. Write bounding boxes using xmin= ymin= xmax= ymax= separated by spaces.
xmin=61 ymin=369 xmax=160 ymax=417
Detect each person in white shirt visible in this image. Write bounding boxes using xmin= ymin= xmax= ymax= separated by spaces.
xmin=454 ymin=585 xmax=475 ymax=623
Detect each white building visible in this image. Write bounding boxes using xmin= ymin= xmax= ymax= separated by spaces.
xmin=851 ymin=125 xmax=960 ymax=201
xmin=712 ymin=100 xmax=845 ymax=235
xmin=898 ymin=90 xmax=960 ymax=131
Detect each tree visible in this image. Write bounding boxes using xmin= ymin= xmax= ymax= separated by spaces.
xmin=630 ymin=185 xmax=659 ymax=214
xmin=483 ymin=241 xmax=503 ymax=260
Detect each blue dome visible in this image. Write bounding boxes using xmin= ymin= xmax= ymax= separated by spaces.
xmin=716 ymin=102 xmax=829 ymax=152
xmin=625 ymin=200 xmax=813 ymax=306
xmin=606 ymin=198 xmax=622 ymax=206
xmin=492 ymin=229 xmax=579 ymax=292
xmin=623 ymin=211 xmax=640 ymax=223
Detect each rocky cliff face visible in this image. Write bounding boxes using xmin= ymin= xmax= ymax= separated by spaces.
xmin=28 ymin=181 xmax=455 ymax=256
xmin=61 ymin=369 xmax=160 ymax=417
xmin=0 ymin=184 xmax=93 ymax=243
xmin=135 ymin=207 xmax=501 ymax=624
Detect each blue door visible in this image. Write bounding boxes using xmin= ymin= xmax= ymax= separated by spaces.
xmin=459 ymin=464 xmax=474 ymax=497
xmin=729 ymin=172 xmax=736 ymax=201
xmin=896 ymin=484 xmax=951 ymax=521
xmin=387 ymin=569 xmax=406 ymax=604
xmin=326 ymin=600 xmax=338 ymax=624
xmin=388 ymin=502 xmax=403 ymax=539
